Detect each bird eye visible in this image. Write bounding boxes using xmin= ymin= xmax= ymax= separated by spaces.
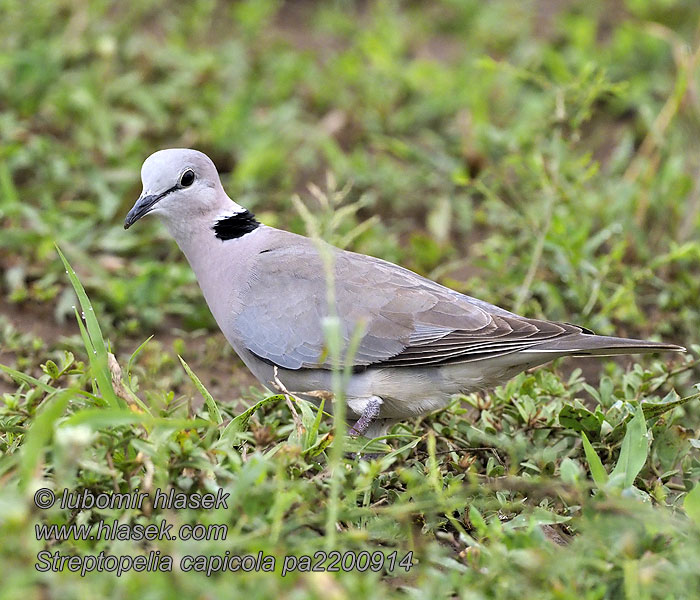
xmin=180 ymin=169 xmax=195 ymax=187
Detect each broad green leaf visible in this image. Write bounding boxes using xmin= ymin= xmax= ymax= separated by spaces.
xmin=559 ymin=401 xmax=604 ymax=435
xmin=684 ymin=484 xmax=700 ymax=527
xmin=503 ymin=507 xmax=571 ymax=530
xmin=559 ymin=457 xmax=581 ymax=484
xmin=582 ymin=432 xmax=608 ymax=487
xmin=469 ymin=505 xmax=487 ymax=535
xmin=41 ymin=360 xmax=60 ymax=379
xmin=610 ymin=404 xmax=648 ymax=488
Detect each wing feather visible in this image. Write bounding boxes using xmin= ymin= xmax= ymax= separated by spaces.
xmin=233 ymin=235 xmax=585 ymax=370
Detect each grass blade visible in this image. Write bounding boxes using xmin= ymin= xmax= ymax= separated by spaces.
xmin=19 ymin=390 xmax=72 ymax=490
xmin=56 ymin=245 xmax=121 ymax=409
xmin=642 ymin=390 xmax=700 ymax=420
xmin=60 ymin=407 xmax=207 ymax=431
xmin=221 ymin=394 xmax=285 ymax=439
xmin=178 ymin=356 xmax=223 ymax=425
xmin=306 ymin=398 xmax=325 ymax=449
xmin=0 ymin=364 xmax=56 ymax=394
xmin=60 ymin=407 xmax=151 ymax=429
xmin=126 ymin=335 xmax=154 ymax=384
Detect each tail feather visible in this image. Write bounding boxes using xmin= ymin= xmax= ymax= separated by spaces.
xmin=525 ymin=334 xmax=685 ymax=357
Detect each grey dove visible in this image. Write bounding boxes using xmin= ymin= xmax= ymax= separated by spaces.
xmin=124 ymin=149 xmax=684 ymax=437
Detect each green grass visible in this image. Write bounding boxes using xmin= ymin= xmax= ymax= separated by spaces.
xmin=2 ymin=0 xmax=700 ymax=597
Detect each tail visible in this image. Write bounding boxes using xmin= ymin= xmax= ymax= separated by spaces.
xmin=524 ymin=333 xmax=685 ymax=357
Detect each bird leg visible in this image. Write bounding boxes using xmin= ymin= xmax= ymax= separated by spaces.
xmin=271 ymin=366 xmax=303 ymax=437
xmin=349 ymin=397 xmax=382 ymax=438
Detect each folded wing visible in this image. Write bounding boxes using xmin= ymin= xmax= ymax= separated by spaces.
xmin=233 ymin=236 xmax=598 ymax=370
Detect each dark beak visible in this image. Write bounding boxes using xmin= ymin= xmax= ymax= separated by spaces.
xmin=124 ymin=194 xmax=162 ymax=229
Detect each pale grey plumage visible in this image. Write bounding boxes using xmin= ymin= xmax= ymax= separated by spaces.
xmin=236 ymin=234 xmax=600 ymax=370
xmin=125 ymin=149 xmax=685 ymax=437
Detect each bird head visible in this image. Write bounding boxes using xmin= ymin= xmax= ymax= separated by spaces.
xmin=124 ymin=148 xmax=228 ymax=230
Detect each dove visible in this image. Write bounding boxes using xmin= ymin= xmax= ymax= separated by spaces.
xmin=124 ymin=149 xmax=684 ymax=437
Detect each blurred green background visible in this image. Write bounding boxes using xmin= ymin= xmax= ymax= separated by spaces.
xmin=2 ymin=0 xmax=700 ymax=598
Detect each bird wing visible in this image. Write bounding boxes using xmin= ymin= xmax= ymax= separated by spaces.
xmin=233 ymin=237 xmax=583 ymax=370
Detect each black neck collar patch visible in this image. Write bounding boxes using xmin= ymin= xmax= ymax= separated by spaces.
xmin=213 ymin=210 xmax=261 ymax=240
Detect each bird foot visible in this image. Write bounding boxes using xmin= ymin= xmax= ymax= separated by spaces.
xmin=348 ymin=397 xmax=382 ymax=437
